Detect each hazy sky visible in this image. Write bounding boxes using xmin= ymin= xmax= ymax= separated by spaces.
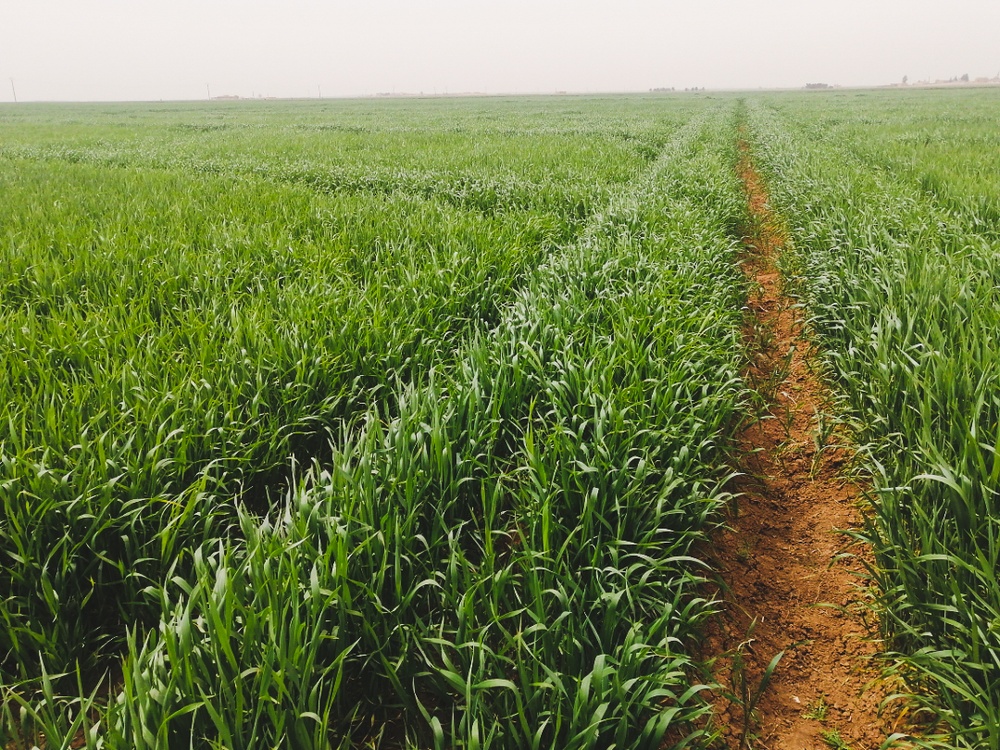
xmin=2 ymin=0 xmax=999 ymax=101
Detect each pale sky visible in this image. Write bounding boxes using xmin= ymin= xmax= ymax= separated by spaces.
xmin=2 ymin=0 xmax=998 ymax=101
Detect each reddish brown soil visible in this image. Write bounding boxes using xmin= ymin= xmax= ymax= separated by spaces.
xmin=699 ymin=140 xmax=907 ymax=749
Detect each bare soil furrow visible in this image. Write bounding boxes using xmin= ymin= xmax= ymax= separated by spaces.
xmin=701 ymin=137 xmax=903 ymax=750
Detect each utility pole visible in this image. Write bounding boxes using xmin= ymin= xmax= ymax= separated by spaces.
xmin=9 ymin=78 xmax=16 ymax=103
xmin=317 ymin=85 xmax=321 ymax=99
xmin=206 ymin=83 xmax=211 ymax=100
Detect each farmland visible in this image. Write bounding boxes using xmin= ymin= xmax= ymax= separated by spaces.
xmin=1 ymin=89 xmax=998 ymax=748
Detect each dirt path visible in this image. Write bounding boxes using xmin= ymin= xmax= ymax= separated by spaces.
xmin=700 ymin=138 xmax=904 ymax=749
